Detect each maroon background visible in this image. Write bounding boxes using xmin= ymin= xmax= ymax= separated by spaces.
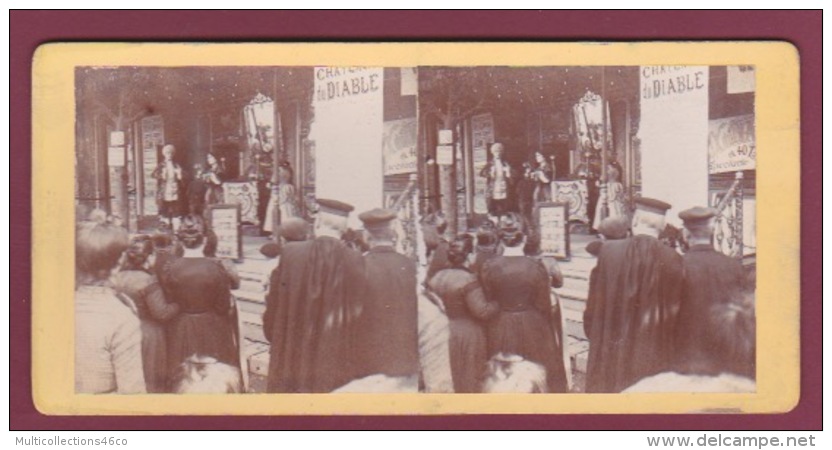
xmin=10 ymin=10 xmax=821 ymax=430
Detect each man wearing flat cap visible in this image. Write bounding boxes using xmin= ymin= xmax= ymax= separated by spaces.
xmin=584 ymin=196 xmax=684 ymax=393
xmin=673 ymin=206 xmax=754 ymax=379
xmin=349 ymin=208 xmax=419 ymax=390
xmin=263 ymin=198 xmax=367 ymax=393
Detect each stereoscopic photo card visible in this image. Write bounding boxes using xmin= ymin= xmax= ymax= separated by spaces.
xmin=31 ymin=41 xmax=799 ymax=415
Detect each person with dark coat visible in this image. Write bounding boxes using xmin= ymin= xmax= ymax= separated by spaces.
xmin=674 ymin=206 xmax=754 ymax=379
xmin=163 ymin=217 xmax=241 ymax=384
xmin=471 ymin=222 xmax=500 ymax=276
xmin=480 ymin=214 xmax=569 ymax=393
xmin=351 ymin=208 xmax=419 ymax=388
xmin=427 ymin=234 xmax=499 ymax=392
xmin=112 ymin=235 xmax=180 ymax=393
xmin=246 ymin=149 xmax=274 ymax=234
xmin=263 ymin=198 xmax=367 ymax=393
xmin=187 ymin=164 xmax=209 ymax=218
xmin=583 ymin=197 xmax=684 ymax=393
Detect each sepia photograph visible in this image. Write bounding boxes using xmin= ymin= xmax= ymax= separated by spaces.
xmin=31 ymin=42 xmax=799 ymax=414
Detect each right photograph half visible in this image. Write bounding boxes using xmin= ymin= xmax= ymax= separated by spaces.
xmin=416 ymin=65 xmax=756 ymax=394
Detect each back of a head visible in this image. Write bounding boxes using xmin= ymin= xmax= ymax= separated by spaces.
xmin=316 ymin=212 xmax=349 ymax=238
xmin=341 ymin=228 xmax=369 ymax=252
xmin=152 ymin=232 xmax=184 ymax=259
xmin=171 ymin=355 xmax=242 ymax=394
xmin=598 ymin=216 xmax=630 ymax=240
xmin=631 ymin=209 xmax=666 ymax=236
xmin=705 ymin=294 xmax=756 ymax=379
xmin=498 ymin=213 xmax=526 ymax=248
xmin=482 ymin=353 xmax=548 ymax=393
xmin=476 ymin=225 xmax=499 ymax=249
xmin=447 ymin=234 xmax=474 ymax=267
xmin=76 ymin=214 xmax=129 ymax=282
xmin=122 ymin=235 xmax=154 ymax=271
xmin=659 ymin=224 xmax=684 ymax=250
xmin=177 ymin=215 xmax=206 ymax=250
xmin=684 ymin=221 xmax=716 ymax=246
xmin=279 ymin=217 xmax=310 ymax=243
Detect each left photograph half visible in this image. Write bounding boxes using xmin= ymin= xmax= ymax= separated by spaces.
xmin=74 ymin=66 xmax=423 ymax=394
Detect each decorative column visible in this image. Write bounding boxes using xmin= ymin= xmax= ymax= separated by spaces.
xmin=439 ymin=122 xmax=457 ymax=237
xmin=734 ymin=171 xmax=744 ymax=259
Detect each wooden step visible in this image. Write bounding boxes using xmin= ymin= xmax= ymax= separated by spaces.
xmin=556 ymin=286 xmax=588 ymax=302
xmin=561 ymin=269 xmax=590 ymax=281
xmin=559 ymin=275 xmax=589 ymax=294
xmin=236 ymin=279 xmax=267 ymax=294
xmin=233 ymin=289 xmax=266 ymax=304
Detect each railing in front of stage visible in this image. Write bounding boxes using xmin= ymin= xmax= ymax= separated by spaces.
xmin=389 ymin=174 xmax=421 ymax=262
xmin=714 ymin=171 xmax=745 ymax=259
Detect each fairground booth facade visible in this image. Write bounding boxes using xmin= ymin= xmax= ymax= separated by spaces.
xmin=75 ymin=65 xmax=756 ymax=389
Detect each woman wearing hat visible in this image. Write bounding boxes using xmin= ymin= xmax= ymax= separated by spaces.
xmin=471 ymin=222 xmax=500 ymax=276
xmin=592 ymin=163 xmax=628 ymax=232
xmin=530 ymin=151 xmax=554 ymax=204
xmin=112 ymin=235 xmax=180 ymax=393
xmin=75 ymin=213 xmax=146 ymax=394
xmin=203 ymin=153 xmax=226 ymax=214
xmin=162 ymin=216 xmax=241 ymax=387
xmin=427 ymin=234 xmax=500 ymax=393
xmin=479 ymin=213 xmax=569 ymax=393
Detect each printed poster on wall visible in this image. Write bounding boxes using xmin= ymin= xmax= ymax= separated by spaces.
xmin=727 ymin=65 xmax=755 ymax=94
xmin=140 ymin=115 xmax=164 ymax=216
xmin=311 ymin=67 xmax=384 ymax=227
xmin=471 ymin=113 xmax=494 ymax=214
xmin=708 ymin=114 xmax=755 ymax=174
xmin=639 ymin=66 xmax=710 ymax=224
xmin=383 ymin=117 xmax=418 ymax=175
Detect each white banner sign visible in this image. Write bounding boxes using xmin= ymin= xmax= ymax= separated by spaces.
xmin=639 ymin=66 xmax=710 ymax=224
xmin=311 ymin=67 xmax=384 ymax=226
xmin=727 ymin=65 xmax=755 ymax=94
xmin=709 ymin=114 xmax=756 ymax=174
xmin=400 ymin=67 xmax=418 ymax=96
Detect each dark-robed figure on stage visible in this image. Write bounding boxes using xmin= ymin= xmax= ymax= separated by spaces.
xmin=583 ymin=197 xmax=684 ymax=393
xmin=263 ymin=199 xmax=367 ymax=393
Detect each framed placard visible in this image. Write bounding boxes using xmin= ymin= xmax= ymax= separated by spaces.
xmin=223 ymin=181 xmax=260 ymax=225
xmin=207 ymin=203 xmax=243 ymax=261
xmin=537 ymin=201 xmax=570 ymax=260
